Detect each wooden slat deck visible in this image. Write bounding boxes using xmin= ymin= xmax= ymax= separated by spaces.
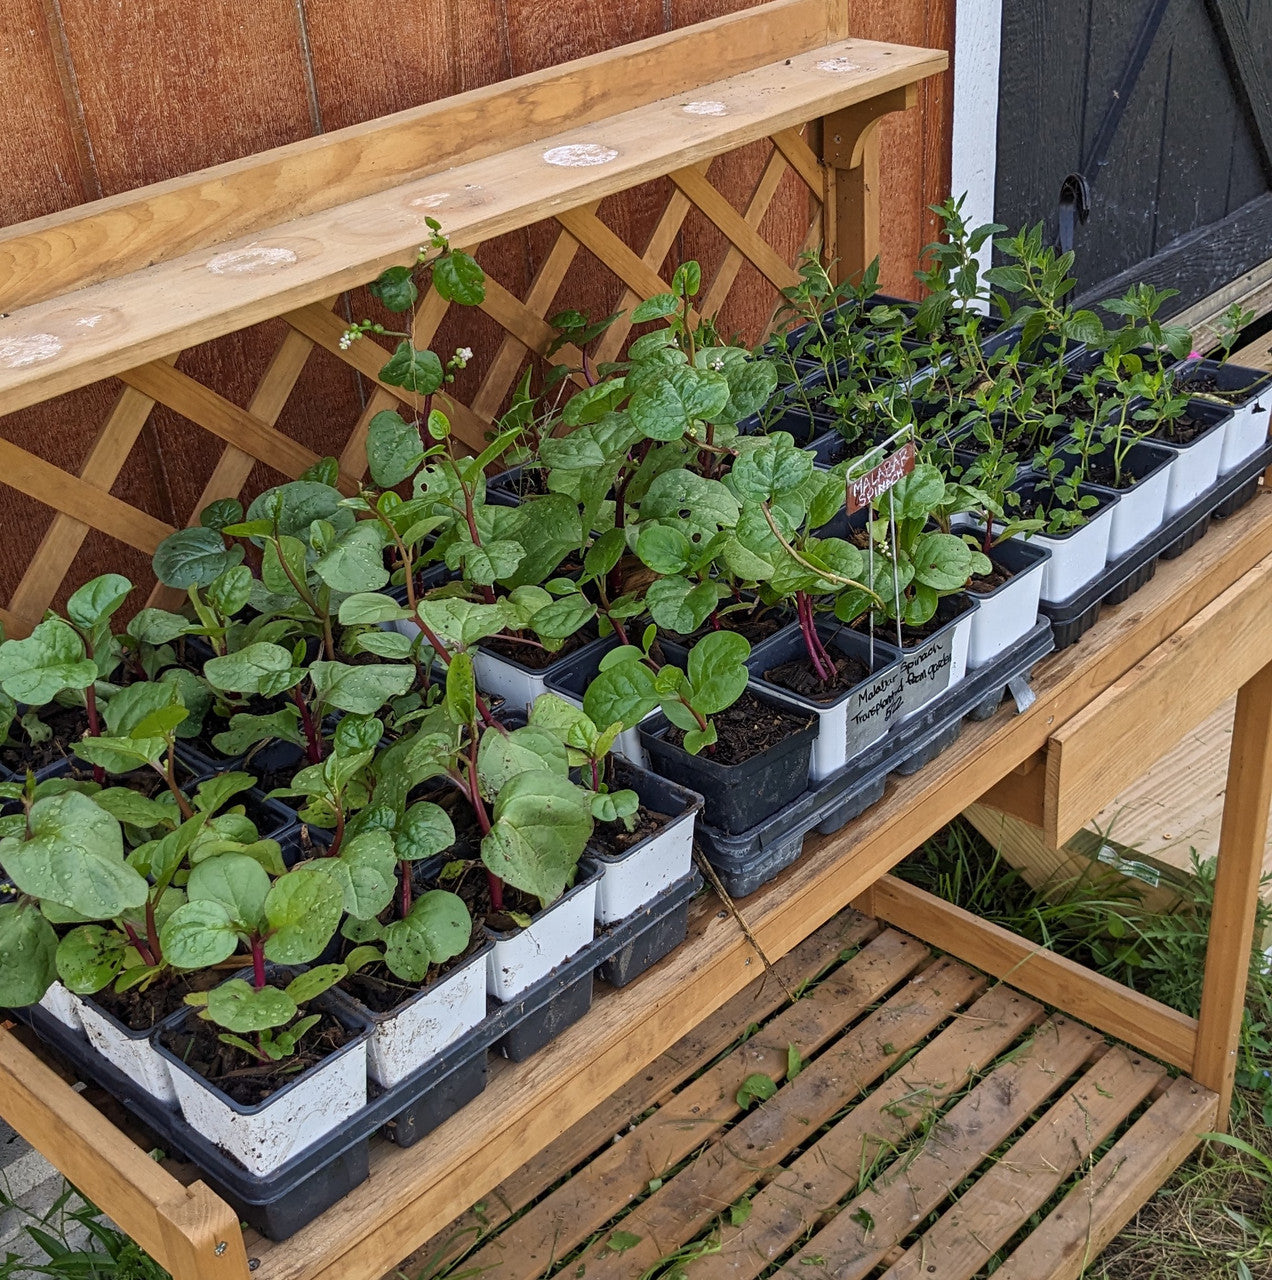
xmin=383 ymin=908 xmax=1216 ymax=1280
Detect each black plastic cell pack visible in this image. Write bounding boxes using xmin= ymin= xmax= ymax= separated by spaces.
xmin=690 ymin=619 xmax=1055 ymax=898
xmin=1038 ymin=437 xmax=1272 ymax=649
xmin=13 ymin=868 xmax=703 ymax=1242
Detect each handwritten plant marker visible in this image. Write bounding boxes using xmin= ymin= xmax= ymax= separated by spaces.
xmin=845 ymin=440 xmax=915 ymax=513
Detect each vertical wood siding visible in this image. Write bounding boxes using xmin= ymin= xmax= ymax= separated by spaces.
xmin=996 ymin=0 xmax=1272 ymax=305
xmin=0 ymin=0 xmax=953 ymax=604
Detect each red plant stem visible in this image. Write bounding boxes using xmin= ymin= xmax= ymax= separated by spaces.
xmin=399 ymin=861 xmax=413 ymax=917
xmin=144 ymin=896 xmax=162 ymax=965
xmin=83 ymin=684 xmax=105 ymax=785
xmin=463 ymin=740 xmax=501 ymax=911
xmin=251 ymin=938 xmax=267 ymax=990
xmin=414 ymin=620 xmax=506 ymax=734
xmin=329 ymin=800 xmax=345 ymax=858
xmin=590 ymin=759 xmax=600 ymax=791
xmin=443 ymin=454 xmax=497 ymax=606
xmin=163 ymin=754 xmax=195 ymax=821
xmin=486 ymin=871 xmax=505 ymax=913
xmin=797 ymin=593 xmax=834 ymax=683
xmin=122 ymin=921 xmax=157 ymax=969
xmin=291 ymin=687 xmax=324 ymax=763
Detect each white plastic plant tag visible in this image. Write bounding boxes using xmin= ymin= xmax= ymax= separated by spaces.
xmin=1007 ymin=674 xmax=1036 ymax=713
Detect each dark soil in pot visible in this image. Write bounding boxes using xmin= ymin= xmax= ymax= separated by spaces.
xmin=159 ymin=1011 xmax=353 ymax=1106
xmin=966 ymin=560 xmax=1013 ymax=593
xmin=1083 ymin=460 xmax=1144 ymax=489
xmin=661 ymin=605 xmax=788 ymax=651
xmin=0 ymin=704 xmax=92 ymax=773
xmin=1177 ymin=373 xmax=1269 ymax=403
xmin=664 ymin=691 xmax=812 ymax=766
xmin=90 ymin=969 xmax=216 ymax=1033
xmin=763 ymin=652 xmax=871 ymax=702
xmin=1152 ymin=411 xmax=1214 ymax=445
xmin=338 ymin=932 xmax=488 ymax=1015
xmin=587 ymin=804 xmax=673 ymax=856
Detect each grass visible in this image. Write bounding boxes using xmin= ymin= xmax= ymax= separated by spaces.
xmin=898 ymin=819 xmax=1272 ymax=1279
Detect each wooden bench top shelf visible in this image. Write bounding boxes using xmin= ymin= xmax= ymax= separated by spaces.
xmin=1 ymin=4 xmax=1270 ymax=1280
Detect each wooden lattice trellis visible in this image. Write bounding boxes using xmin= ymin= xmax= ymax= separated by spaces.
xmin=0 ymin=0 xmax=937 ymax=637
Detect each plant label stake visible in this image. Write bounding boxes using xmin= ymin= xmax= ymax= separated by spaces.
xmin=846 ymin=437 xmax=915 ymax=665
xmin=1007 ymin=673 xmax=1037 ymax=714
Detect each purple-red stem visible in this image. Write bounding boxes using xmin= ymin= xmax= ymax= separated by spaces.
xmin=399 ymin=861 xmax=413 ymax=917
xmin=83 ymin=683 xmax=105 ymax=786
xmin=292 ymin=687 xmax=324 ymax=764
xmin=463 ymin=739 xmax=503 ymax=912
xmin=797 ymin=593 xmax=834 ymax=683
xmin=123 ymin=921 xmax=157 ymax=969
xmin=251 ymin=938 xmax=267 ymax=990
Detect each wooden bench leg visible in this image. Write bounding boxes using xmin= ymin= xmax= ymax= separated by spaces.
xmin=820 ymin=84 xmax=916 ymax=283
xmin=1193 ymin=659 xmax=1272 ymax=1128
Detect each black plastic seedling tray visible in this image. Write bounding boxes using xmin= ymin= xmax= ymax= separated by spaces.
xmin=1038 ymin=439 xmax=1272 ymax=649
xmin=12 ymin=868 xmax=703 ymax=1240
xmin=690 ymin=620 xmax=1054 ymax=897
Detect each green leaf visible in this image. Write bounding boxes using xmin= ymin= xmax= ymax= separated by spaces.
xmin=604 ymin=1230 xmax=643 ymax=1256
xmin=0 ymin=619 xmax=97 ymax=704
xmin=200 ymin=498 xmax=245 ymax=532
xmin=247 ymin=481 xmax=355 ymax=541
xmin=310 ymin=661 xmax=414 ymax=716
xmin=686 ymin=631 xmax=750 ymax=714
xmin=631 ymin=293 xmax=679 ymax=322
xmin=193 ymin=771 xmax=256 ymax=818
xmin=433 ymin=251 xmax=486 ymax=306
xmin=369 ymin=264 xmax=418 ymax=312
xmin=0 ymin=902 xmax=58 ymax=1007
xmin=311 ymin=829 xmax=396 ymax=919
xmin=263 ymin=866 xmax=344 ymax=964
xmin=314 ymin=522 xmax=390 ymax=594
xmin=203 ymin=978 xmax=296 ymax=1034
xmin=205 ymin=565 xmax=253 ymax=619
xmin=645 ymin=576 xmax=719 ymax=634
xmin=591 ymin=788 xmax=638 ymax=824
xmin=629 ymin=366 xmax=731 ymax=441
xmin=126 ymin=608 xmax=193 ymax=646
xmin=187 ymin=852 xmax=271 ymax=931
xmin=160 ymin=899 xmax=241 ymax=969
xmin=338 ymin=592 xmax=412 ymax=626
xmin=477 ymin=726 xmax=570 ymax=793
xmin=0 ymin=792 xmax=145 ymax=919
xmin=211 ymin=707 xmax=304 ymax=757
xmin=90 ymin=788 xmax=178 ymax=830
xmin=153 ymin=527 xmax=244 ymax=589
xmin=395 ymin=801 xmax=456 ymax=862
xmin=909 ymin=531 xmax=976 ymax=592
xmin=382 ymin=890 xmax=472 ymax=982
xmin=728 ymin=441 xmax=814 ymax=502
xmin=448 ymin=537 xmax=524 ymax=587
xmin=482 ymin=771 xmax=593 ymax=904
xmin=444 ymin=650 xmax=478 ymax=726
xmin=55 ymin=924 xmax=128 ymax=995
xmin=415 ymin=598 xmax=508 ymax=648
xmin=380 ymin=342 xmax=445 ymax=395
xmin=204 ymin=643 xmax=304 ymax=698
xmin=66 ymin=574 xmax=132 ymax=634
xmin=583 ymin=658 xmax=659 ymax=731
xmin=366 ymin=411 xmax=425 ymax=488
xmin=729 ymin=1196 xmax=752 ymax=1228
xmin=285 ymin=964 xmax=347 ymax=1005
xmin=736 ymin=1073 xmax=777 ymax=1109
xmin=787 ymin=1043 xmax=804 ymax=1080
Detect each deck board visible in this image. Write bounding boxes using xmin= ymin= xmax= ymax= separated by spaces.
xmin=391 ymin=908 xmax=1215 ymax=1280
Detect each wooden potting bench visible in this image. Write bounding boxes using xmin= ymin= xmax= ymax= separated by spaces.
xmin=0 ymin=3 xmax=1268 ymax=1278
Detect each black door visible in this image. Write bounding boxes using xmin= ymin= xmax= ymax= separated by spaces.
xmin=995 ymin=0 xmax=1272 ymax=313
